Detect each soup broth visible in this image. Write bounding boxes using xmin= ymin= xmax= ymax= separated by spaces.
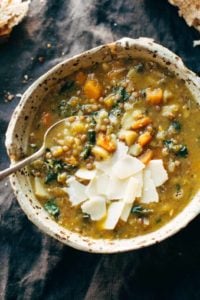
xmin=28 ymin=57 xmax=200 ymax=239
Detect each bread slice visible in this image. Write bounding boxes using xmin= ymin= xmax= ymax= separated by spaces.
xmin=169 ymin=0 xmax=200 ymax=32
xmin=0 ymin=0 xmax=30 ymax=37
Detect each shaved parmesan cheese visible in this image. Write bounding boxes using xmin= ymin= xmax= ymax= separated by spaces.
xmin=123 ymin=177 xmax=138 ymax=203
xmin=106 ymin=176 xmax=129 ymax=200
xmin=120 ymin=203 xmax=133 ymax=222
xmin=141 ymin=170 xmax=159 ymax=203
xmin=114 ymin=141 xmax=129 ymax=161
xmin=75 ymin=168 xmax=96 ymax=180
xmin=95 ymin=157 xmax=113 ymax=174
xmin=66 ymin=177 xmax=87 ymax=206
xmin=119 ymin=177 xmax=138 ymax=221
xmin=95 ymin=141 xmax=128 ymax=174
xmin=64 ymin=136 xmax=169 ymax=230
xmin=134 ymin=171 xmax=143 ymax=197
xmin=85 ymin=177 xmax=97 ymax=198
xmin=81 ymin=196 xmax=106 ymax=221
xmin=112 ymin=155 xmax=145 ymax=179
xmin=147 ymin=160 xmax=168 ymax=187
xmin=96 ymin=173 xmax=109 ymax=196
xmin=102 ymin=201 xmax=124 ymax=230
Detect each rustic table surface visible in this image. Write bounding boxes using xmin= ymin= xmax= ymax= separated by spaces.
xmin=0 ymin=1 xmax=200 ymax=299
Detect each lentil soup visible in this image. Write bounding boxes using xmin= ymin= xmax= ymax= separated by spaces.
xmin=28 ymin=57 xmax=200 ymax=239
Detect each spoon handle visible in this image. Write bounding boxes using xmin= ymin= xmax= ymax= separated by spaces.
xmin=0 ymin=147 xmax=45 ymax=181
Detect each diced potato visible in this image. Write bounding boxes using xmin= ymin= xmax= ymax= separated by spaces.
xmin=132 ymin=117 xmax=152 ymax=130
xmin=92 ymin=145 xmax=110 ymax=160
xmin=102 ymin=63 xmax=110 ymax=71
xmin=57 ymin=172 xmax=67 ymax=184
xmin=84 ymin=79 xmax=102 ymax=100
xmin=138 ymin=131 xmax=152 ymax=146
xmin=146 ymin=88 xmax=163 ymax=105
xmin=104 ymin=94 xmax=116 ymax=108
xmin=34 ymin=177 xmax=50 ymax=199
xmin=163 ymin=89 xmax=173 ymax=102
xmin=129 ymin=143 xmax=143 ymax=157
xmin=156 ymin=130 xmax=166 ymax=141
xmin=71 ymin=121 xmax=86 ymax=134
xmin=121 ymin=110 xmax=143 ymax=129
xmin=118 ymin=130 xmax=138 ymax=146
xmin=51 ymin=146 xmax=64 ymax=157
xmin=162 ymin=104 xmax=179 ymax=119
xmin=127 ymin=68 xmax=137 ymax=78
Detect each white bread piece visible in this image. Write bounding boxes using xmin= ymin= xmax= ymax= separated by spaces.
xmin=169 ymin=0 xmax=200 ymax=32
xmin=0 ymin=0 xmax=30 ymax=36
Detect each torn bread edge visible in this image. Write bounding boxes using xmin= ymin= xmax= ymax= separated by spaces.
xmin=168 ymin=0 xmax=200 ymax=33
xmin=0 ymin=0 xmax=30 ymax=37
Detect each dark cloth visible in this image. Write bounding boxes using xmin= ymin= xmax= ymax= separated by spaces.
xmin=0 ymin=1 xmax=200 ymax=299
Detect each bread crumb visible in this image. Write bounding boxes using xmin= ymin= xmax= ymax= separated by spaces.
xmin=193 ymin=40 xmax=200 ymax=47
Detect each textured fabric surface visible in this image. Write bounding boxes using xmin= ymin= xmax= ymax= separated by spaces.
xmin=0 ymin=1 xmax=200 ymax=299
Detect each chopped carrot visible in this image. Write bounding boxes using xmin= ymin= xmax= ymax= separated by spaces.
xmin=139 ymin=149 xmax=153 ymax=165
xmin=97 ymin=134 xmax=116 ymax=152
xmin=84 ymin=79 xmax=102 ymax=100
xmin=131 ymin=117 xmax=152 ymax=130
xmin=76 ymin=71 xmax=87 ymax=85
xmin=146 ymin=88 xmax=163 ymax=105
xmin=41 ymin=112 xmax=52 ymax=127
xmin=138 ymin=131 xmax=152 ymax=147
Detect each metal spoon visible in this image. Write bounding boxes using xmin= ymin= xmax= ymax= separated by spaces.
xmin=0 ymin=118 xmax=70 ymax=181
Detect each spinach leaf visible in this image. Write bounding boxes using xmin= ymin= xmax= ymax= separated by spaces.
xmin=163 ymin=140 xmax=188 ymax=158
xmin=163 ymin=139 xmax=174 ymax=150
xmin=131 ymin=205 xmax=153 ymax=217
xmin=87 ymin=129 xmax=96 ymax=144
xmin=58 ymin=100 xmax=79 ymax=118
xmin=176 ymin=145 xmax=188 ymax=158
xmin=171 ymin=120 xmax=181 ymax=132
xmin=44 ymin=159 xmax=76 ymax=183
xmin=59 ymin=80 xmax=75 ymax=93
xmin=117 ymin=87 xmax=130 ymax=102
xmin=175 ymin=183 xmax=181 ymax=192
xmin=134 ymin=63 xmax=144 ymax=73
xmin=45 ymin=172 xmax=58 ymax=184
xmin=155 ymin=217 xmax=162 ymax=224
xmin=80 ymin=144 xmax=92 ymax=160
xmin=44 ymin=199 xmax=60 ymax=217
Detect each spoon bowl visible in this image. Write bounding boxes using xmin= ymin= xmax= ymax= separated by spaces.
xmin=0 ymin=118 xmax=70 ymax=180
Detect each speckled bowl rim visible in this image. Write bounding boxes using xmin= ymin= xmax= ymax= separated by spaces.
xmin=5 ymin=37 xmax=200 ymax=253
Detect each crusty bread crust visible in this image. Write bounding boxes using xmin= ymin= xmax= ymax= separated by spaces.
xmin=0 ymin=0 xmax=30 ymax=36
xmin=169 ymin=0 xmax=200 ymax=32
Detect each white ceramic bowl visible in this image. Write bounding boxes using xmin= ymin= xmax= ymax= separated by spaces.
xmin=6 ymin=37 xmax=200 ymax=253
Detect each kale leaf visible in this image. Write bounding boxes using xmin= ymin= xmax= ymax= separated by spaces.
xmin=44 ymin=199 xmax=60 ymax=217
